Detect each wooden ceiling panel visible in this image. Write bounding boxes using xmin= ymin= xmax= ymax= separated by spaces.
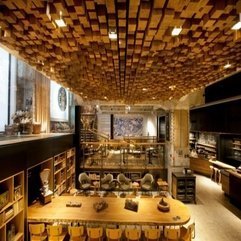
xmin=0 ymin=0 xmax=241 ymax=104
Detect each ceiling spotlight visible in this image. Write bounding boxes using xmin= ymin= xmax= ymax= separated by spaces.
xmin=108 ymin=30 xmax=117 ymax=40
xmin=172 ymin=26 xmax=182 ymax=36
xmin=231 ymin=13 xmax=241 ymax=30
xmin=142 ymin=88 xmax=148 ymax=91
xmin=224 ymin=62 xmax=231 ymax=69
xmin=55 ymin=11 xmax=67 ymax=27
xmin=168 ymin=85 xmax=176 ymax=90
xmin=152 ymin=97 xmax=156 ymax=100
xmin=104 ymin=96 xmax=108 ymax=100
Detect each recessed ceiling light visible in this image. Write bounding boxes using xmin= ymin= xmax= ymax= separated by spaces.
xmin=104 ymin=96 xmax=108 ymax=99
xmin=224 ymin=62 xmax=231 ymax=69
xmin=169 ymin=96 xmax=173 ymax=100
xmin=108 ymin=30 xmax=117 ymax=40
xmin=152 ymin=97 xmax=156 ymax=100
xmin=142 ymin=88 xmax=148 ymax=91
xmin=55 ymin=11 xmax=66 ymax=27
xmin=168 ymin=85 xmax=176 ymax=90
xmin=55 ymin=18 xmax=66 ymax=27
xmin=231 ymin=22 xmax=241 ymax=30
xmin=171 ymin=26 xmax=182 ymax=36
xmin=232 ymin=13 xmax=241 ymax=30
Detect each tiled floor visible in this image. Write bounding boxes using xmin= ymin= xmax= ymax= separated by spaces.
xmin=186 ymin=174 xmax=241 ymax=241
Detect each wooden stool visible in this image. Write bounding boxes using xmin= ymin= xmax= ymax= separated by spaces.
xmin=209 ymin=165 xmax=215 ymax=181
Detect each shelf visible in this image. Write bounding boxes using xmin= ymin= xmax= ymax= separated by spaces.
xmin=12 ymin=232 xmax=24 ymax=241
xmin=197 ymin=143 xmax=216 ymax=148
xmin=54 ymin=166 xmax=66 ymax=175
xmin=232 ymin=147 xmax=241 ymax=151
xmin=0 ymin=171 xmax=24 ymax=241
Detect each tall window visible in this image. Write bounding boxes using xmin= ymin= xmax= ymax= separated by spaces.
xmin=0 ymin=47 xmax=9 ymax=131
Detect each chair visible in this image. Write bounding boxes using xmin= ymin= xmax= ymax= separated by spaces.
xmin=47 ymin=224 xmax=66 ymax=241
xmin=68 ymin=226 xmax=86 ymax=241
xmin=117 ymin=173 xmax=131 ymax=191
xmin=29 ymin=223 xmax=47 ymax=241
xmin=140 ymin=173 xmax=154 ymax=194
xmin=163 ymin=226 xmax=180 ymax=241
xmin=180 ymin=222 xmax=195 ymax=241
xmin=79 ymin=172 xmax=91 ymax=193
xmin=125 ymin=228 xmax=141 ymax=241
xmin=87 ymin=227 xmax=103 ymax=241
xmin=100 ymin=173 xmax=115 ymax=191
xmin=144 ymin=228 xmax=161 ymax=241
xmin=106 ymin=228 xmax=122 ymax=241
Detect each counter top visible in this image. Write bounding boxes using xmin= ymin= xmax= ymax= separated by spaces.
xmin=227 ymin=169 xmax=241 ymax=178
xmin=209 ymin=160 xmax=236 ymax=170
xmin=0 ymin=133 xmax=73 ymax=146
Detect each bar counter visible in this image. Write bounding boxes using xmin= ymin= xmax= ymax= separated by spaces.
xmin=0 ymin=133 xmax=72 ymax=146
xmin=28 ymin=196 xmax=190 ymax=226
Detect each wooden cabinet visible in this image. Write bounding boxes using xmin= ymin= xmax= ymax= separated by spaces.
xmin=172 ymin=172 xmax=196 ymax=203
xmin=54 ymin=152 xmax=67 ymax=196
xmin=66 ymin=148 xmax=76 ymax=192
xmin=0 ymin=171 xmax=24 ymax=241
xmin=221 ymin=170 xmax=229 ymax=195
xmin=190 ymin=157 xmax=211 ymax=176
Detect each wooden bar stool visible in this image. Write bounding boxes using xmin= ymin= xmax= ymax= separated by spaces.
xmin=209 ymin=165 xmax=215 ymax=181
xmin=144 ymin=228 xmax=161 ymax=241
xmin=163 ymin=226 xmax=180 ymax=241
xmin=213 ymin=167 xmax=219 ymax=183
xmin=47 ymin=224 xmax=67 ymax=241
xmin=29 ymin=223 xmax=47 ymax=241
xmin=125 ymin=228 xmax=141 ymax=241
xmin=87 ymin=227 xmax=103 ymax=241
xmin=106 ymin=228 xmax=122 ymax=241
xmin=180 ymin=222 xmax=195 ymax=241
xmin=68 ymin=226 xmax=86 ymax=241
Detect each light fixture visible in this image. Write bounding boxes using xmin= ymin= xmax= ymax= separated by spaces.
xmin=231 ymin=13 xmax=241 ymax=30
xmin=108 ymin=30 xmax=117 ymax=40
xmin=224 ymin=62 xmax=231 ymax=69
xmin=55 ymin=11 xmax=66 ymax=27
xmin=168 ymin=85 xmax=176 ymax=90
xmin=142 ymin=88 xmax=148 ymax=91
xmin=171 ymin=26 xmax=182 ymax=36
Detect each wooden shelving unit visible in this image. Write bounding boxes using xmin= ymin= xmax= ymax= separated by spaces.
xmin=66 ymin=148 xmax=76 ymax=192
xmin=0 ymin=171 xmax=24 ymax=241
xmin=172 ymin=172 xmax=196 ymax=203
xmin=54 ymin=152 xmax=67 ymax=196
xmin=230 ymin=139 xmax=241 ymax=162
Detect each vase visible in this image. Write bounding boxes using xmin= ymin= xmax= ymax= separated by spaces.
xmin=20 ymin=123 xmax=33 ymax=134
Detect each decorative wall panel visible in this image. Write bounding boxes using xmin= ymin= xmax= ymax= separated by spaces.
xmin=114 ymin=115 xmax=143 ymax=137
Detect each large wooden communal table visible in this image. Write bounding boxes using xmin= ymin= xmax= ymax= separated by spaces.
xmin=28 ymin=196 xmax=190 ymax=226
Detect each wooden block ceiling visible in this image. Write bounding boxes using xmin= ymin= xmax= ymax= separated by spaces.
xmin=1 ymin=0 xmax=241 ymax=104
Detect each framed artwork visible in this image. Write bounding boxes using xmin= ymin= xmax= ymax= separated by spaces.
xmin=113 ymin=115 xmax=143 ymax=137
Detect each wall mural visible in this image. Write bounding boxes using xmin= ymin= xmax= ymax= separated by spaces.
xmin=114 ymin=115 xmax=143 ymax=137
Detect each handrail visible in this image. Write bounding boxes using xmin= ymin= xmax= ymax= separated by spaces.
xmin=87 ymin=128 xmax=109 ymax=140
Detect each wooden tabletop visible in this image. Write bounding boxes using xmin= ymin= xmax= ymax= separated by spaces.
xmin=28 ymin=196 xmax=190 ymax=226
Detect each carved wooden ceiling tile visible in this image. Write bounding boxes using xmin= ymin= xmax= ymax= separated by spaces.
xmin=1 ymin=0 xmax=241 ymax=103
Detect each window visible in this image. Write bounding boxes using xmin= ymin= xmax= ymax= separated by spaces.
xmin=0 ymin=47 xmax=9 ymax=131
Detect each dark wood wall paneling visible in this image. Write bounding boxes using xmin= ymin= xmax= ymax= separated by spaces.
xmin=190 ymin=99 xmax=241 ymax=134
xmin=205 ymin=71 xmax=241 ymax=103
xmin=0 ymin=134 xmax=74 ymax=181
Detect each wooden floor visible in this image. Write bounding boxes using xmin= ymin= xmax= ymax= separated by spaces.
xmin=186 ymin=174 xmax=241 ymax=241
